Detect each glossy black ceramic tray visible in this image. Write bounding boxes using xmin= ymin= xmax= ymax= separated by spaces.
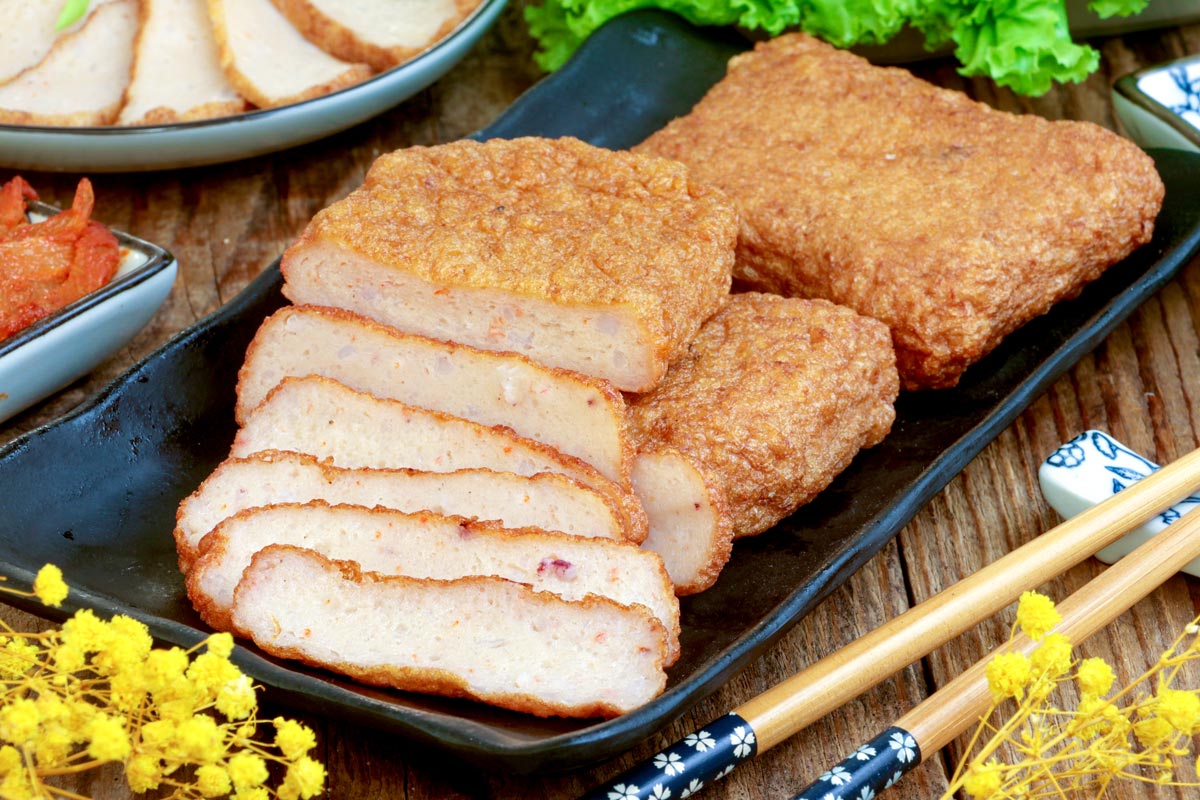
xmin=1 ymin=9 xmax=1199 ymax=775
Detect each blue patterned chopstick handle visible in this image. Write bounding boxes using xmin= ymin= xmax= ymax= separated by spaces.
xmin=577 ymin=713 xmax=758 ymax=800
xmin=791 ymin=727 xmax=921 ymax=800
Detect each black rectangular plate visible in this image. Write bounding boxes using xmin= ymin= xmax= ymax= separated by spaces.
xmin=1 ymin=9 xmax=1199 ymax=775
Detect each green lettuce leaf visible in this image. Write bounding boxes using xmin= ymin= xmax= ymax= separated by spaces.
xmin=795 ymin=0 xmax=919 ymax=48
xmin=55 ymin=0 xmax=91 ymax=30
xmin=525 ymin=0 xmax=1152 ymax=95
xmin=913 ymin=0 xmax=1099 ymax=95
xmin=1088 ymin=0 xmax=1149 ymax=17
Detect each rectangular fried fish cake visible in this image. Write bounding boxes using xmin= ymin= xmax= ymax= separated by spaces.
xmin=637 ymin=34 xmax=1164 ymax=390
xmin=627 ymin=293 xmax=898 ymax=550
xmin=280 ymin=136 xmax=737 ymax=392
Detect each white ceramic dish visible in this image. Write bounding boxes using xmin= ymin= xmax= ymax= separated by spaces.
xmin=0 ymin=0 xmax=508 ymax=173
xmin=1113 ymin=53 xmax=1200 ymax=153
xmin=1038 ymin=430 xmax=1200 ymax=577
xmin=0 ymin=202 xmax=177 ymax=423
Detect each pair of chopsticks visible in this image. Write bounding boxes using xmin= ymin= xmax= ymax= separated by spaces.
xmin=576 ymin=445 xmax=1200 ymax=800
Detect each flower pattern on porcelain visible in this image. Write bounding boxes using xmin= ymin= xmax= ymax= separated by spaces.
xmin=1043 ymin=430 xmax=1200 ymax=525
xmin=1168 ymin=64 xmax=1200 ymax=129
xmin=1136 ymin=59 xmax=1200 ymax=135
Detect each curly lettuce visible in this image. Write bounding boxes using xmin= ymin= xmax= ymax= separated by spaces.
xmin=525 ymin=0 xmax=1150 ymax=95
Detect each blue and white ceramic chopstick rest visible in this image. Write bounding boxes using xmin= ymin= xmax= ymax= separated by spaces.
xmin=1038 ymin=429 xmax=1200 ymax=577
xmin=1112 ymin=54 xmax=1200 ymax=152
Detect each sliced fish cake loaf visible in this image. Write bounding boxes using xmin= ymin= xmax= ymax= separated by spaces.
xmin=280 ymin=136 xmax=737 ymax=392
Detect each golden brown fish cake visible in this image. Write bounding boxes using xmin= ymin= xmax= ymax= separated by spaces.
xmin=281 ymin=136 xmax=737 ymax=391
xmin=637 ymin=34 xmax=1164 ymax=390
xmin=626 ymin=293 xmax=898 ymax=540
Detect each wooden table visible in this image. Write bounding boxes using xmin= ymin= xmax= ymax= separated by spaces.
xmin=2 ymin=8 xmax=1199 ymax=799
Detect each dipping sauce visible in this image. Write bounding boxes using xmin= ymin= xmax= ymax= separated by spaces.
xmin=0 ymin=176 xmax=120 ymax=342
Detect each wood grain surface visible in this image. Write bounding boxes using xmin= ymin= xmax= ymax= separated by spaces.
xmin=1 ymin=7 xmax=1199 ymax=799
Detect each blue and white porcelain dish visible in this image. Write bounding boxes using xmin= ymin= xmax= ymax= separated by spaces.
xmin=0 ymin=201 xmax=177 ymax=424
xmin=1038 ymin=430 xmax=1200 ymax=576
xmin=0 ymin=0 xmax=507 ymax=173
xmin=1113 ymin=53 xmax=1200 ymax=153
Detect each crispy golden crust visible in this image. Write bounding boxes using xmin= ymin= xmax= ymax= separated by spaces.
xmin=638 ymin=34 xmax=1164 ymax=390
xmin=626 ymin=293 xmax=898 ymax=536
xmin=122 ymin=99 xmax=248 ymax=126
xmin=270 ymin=0 xmax=482 ymax=71
xmin=0 ymin=107 xmax=120 ymax=126
xmin=283 ymin=137 xmax=737 ymax=374
xmin=232 ymin=545 xmax=668 ymax=719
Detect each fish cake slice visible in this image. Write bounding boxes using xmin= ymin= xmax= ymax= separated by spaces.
xmin=118 ymin=0 xmax=246 ymax=125
xmin=236 ymin=305 xmax=632 ymax=484
xmin=207 ymin=0 xmax=371 ymax=108
xmin=0 ymin=0 xmax=137 ymax=126
xmin=0 ymin=0 xmax=117 ymax=85
xmin=174 ymin=451 xmax=634 ymax=571
xmin=232 ymin=545 xmax=669 ymax=718
xmin=270 ymin=0 xmax=482 ymax=71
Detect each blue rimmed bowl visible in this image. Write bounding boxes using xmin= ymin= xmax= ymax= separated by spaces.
xmin=1114 ymin=54 xmax=1200 ymax=152
xmin=0 ymin=201 xmax=177 ymax=423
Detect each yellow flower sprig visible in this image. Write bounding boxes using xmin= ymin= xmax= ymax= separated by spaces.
xmin=0 ymin=565 xmax=325 ymax=799
xmin=942 ymin=590 xmax=1200 ymax=799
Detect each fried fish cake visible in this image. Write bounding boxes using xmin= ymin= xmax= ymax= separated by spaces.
xmin=281 ymin=136 xmax=737 ymax=392
xmin=627 ymin=293 xmax=898 ymax=592
xmin=637 ymin=34 xmax=1164 ymax=390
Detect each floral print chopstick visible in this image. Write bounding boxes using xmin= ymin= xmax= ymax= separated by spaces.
xmin=579 ymin=440 xmax=1200 ymax=800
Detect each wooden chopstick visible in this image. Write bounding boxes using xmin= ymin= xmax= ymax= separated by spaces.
xmin=790 ymin=464 xmax=1200 ymax=799
xmin=576 ymin=445 xmax=1200 ymax=800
